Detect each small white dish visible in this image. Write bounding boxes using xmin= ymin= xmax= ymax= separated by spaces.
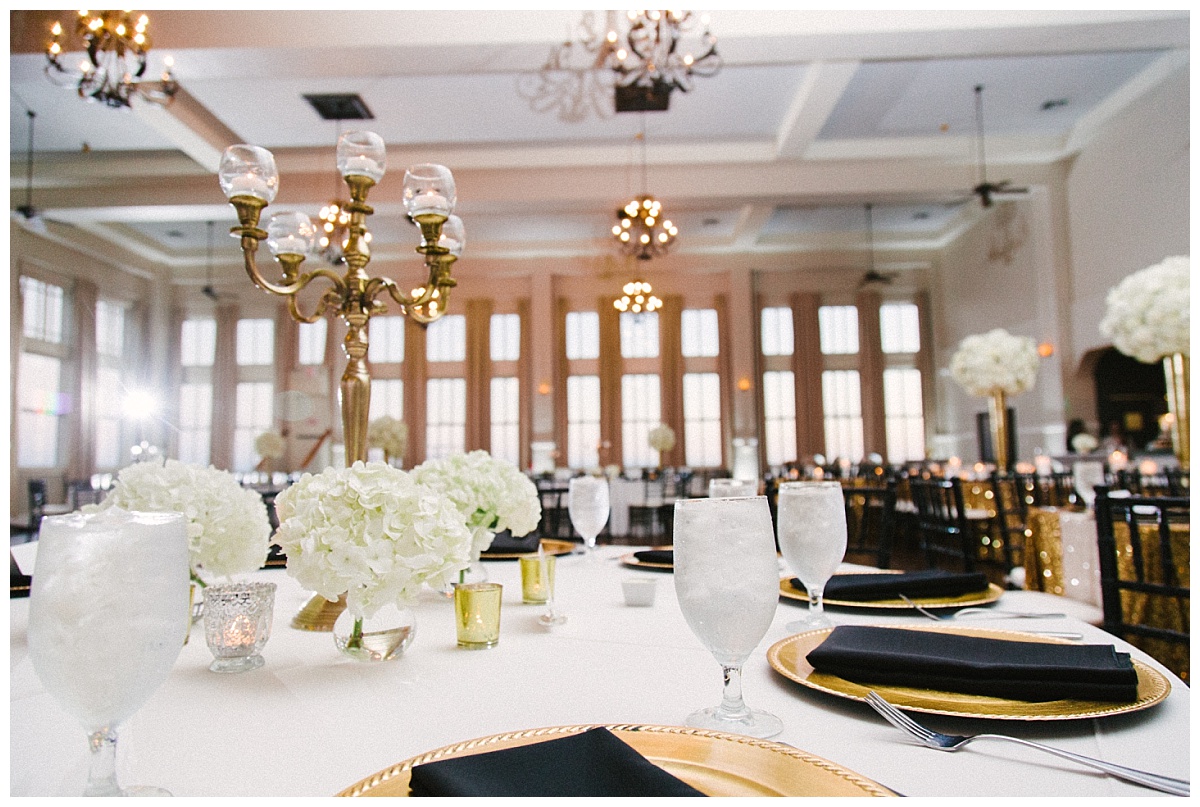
xmin=622 ymin=577 xmax=658 ymax=607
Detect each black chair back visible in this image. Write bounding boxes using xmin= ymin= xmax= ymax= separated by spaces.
xmin=841 ymin=484 xmax=897 ymax=569
xmin=27 ymin=479 xmax=48 ymax=535
xmin=1094 ymin=488 xmax=1189 ymax=682
xmin=909 ymin=477 xmax=974 ymax=571
xmin=988 ymin=472 xmax=1028 ymax=571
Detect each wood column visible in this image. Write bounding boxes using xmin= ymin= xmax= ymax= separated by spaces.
xmin=659 ymin=296 xmax=684 ymax=467
xmin=210 ymin=302 xmax=240 ymax=471
xmin=465 ymin=298 xmax=493 ymax=451
xmin=598 ymin=298 xmax=622 ymax=468
xmin=856 ymin=289 xmax=887 ymax=460
xmin=791 ymin=292 xmax=825 ymax=461
xmin=403 ymin=318 xmax=428 ymax=465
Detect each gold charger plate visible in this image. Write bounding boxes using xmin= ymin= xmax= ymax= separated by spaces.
xmin=481 ymin=538 xmax=576 ymax=561
xmin=779 ymin=573 xmax=1004 ymax=610
xmin=337 ymin=723 xmax=895 ymax=797
xmin=767 ymin=625 xmax=1171 ymax=721
xmin=620 ymin=546 xmax=673 ymax=570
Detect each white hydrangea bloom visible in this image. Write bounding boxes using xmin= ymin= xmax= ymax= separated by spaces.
xmin=411 ymin=450 xmax=542 ymax=559
xmin=84 ymin=458 xmax=271 ymax=581
xmin=949 ymin=328 xmax=1040 ymax=397
xmin=1099 ymin=256 xmax=1190 ymax=364
xmin=647 ymin=424 xmax=676 ymax=452
xmin=273 ymin=461 xmax=471 ymax=619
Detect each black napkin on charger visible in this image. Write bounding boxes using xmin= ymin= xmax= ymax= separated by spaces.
xmin=407 ymin=727 xmax=705 ymax=797
xmin=633 ymin=549 xmax=674 ymax=566
xmin=10 ymin=552 xmax=31 ymax=599
xmin=798 ymin=569 xmax=991 ymax=602
xmin=480 ymin=530 xmax=541 ymax=555
xmin=806 ymin=625 xmax=1139 ymax=702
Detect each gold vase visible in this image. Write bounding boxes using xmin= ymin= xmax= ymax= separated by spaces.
xmin=1164 ymin=353 xmax=1190 ymax=469
xmin=987 ymin=389 xmax=1009 ymax=471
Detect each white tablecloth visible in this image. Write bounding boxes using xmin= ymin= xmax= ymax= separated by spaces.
xmin=9 ymin=543 xmax=1190 ymax=797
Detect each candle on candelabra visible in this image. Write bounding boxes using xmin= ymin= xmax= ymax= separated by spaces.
xmin=341 ymin=155 xmax=382 ymax=179
xmin=269 ymin=235 xmax=310 ymax=257
xmin=409 ymin=191 xmax=451 ymax=218
xmin=227 ymin=174 xmax=271 ymax=200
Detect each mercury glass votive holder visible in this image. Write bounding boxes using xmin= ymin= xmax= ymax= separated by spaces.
xmin=518 ymin=554 xmax=556 ymax=604
xmin=453 ymin=582 xmax=502 ymax=649
xmin=203 ymin=581 xmax=276 ymax=673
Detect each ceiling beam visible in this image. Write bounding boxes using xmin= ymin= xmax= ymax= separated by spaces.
xmin=774 ymin=61 xmax=860 ymax=159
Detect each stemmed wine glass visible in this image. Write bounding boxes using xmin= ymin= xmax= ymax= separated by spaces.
xmin=673 ymin=496 xmax=784 ymax=739
xmin=568 ymin=476 xmax=610 ymax=558
xmin=1073 ymin=460 xmax=1106 ymax=508
xmin=776 ymin=481 xmax=847 ymax=631
xmin=27 ymin=509 xmax=192 ymax=796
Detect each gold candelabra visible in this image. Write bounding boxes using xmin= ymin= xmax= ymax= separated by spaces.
xmin=219 ymin=132 xmax=462 ymax=467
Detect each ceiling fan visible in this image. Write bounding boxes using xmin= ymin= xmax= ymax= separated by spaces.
xmin=970 ymin=84 xmax=1028 ymax=208
xmin=857 ymin=203 xmax=897 ymax=288
xmin=13 ymin=108 xmax=48 ymax=234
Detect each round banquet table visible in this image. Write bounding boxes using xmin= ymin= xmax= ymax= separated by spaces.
xmin=9 ymin=542 xmax=1190 ymax=797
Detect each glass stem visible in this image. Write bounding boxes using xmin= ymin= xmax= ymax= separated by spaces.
xmin=718 ymin=664 xmax=751 ymax=720
xmin=85 ymin=728 xmax=121 ymax=796
xmin=808 ymin=585 xmax=825 ymax=617
xmin=347 ymin=616 xmax=365 ymax=651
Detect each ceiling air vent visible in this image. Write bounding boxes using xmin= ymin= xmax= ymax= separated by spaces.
xmin=303 ymin=93 xmax=374 ymax=120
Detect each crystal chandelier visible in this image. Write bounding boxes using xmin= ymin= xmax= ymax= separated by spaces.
xmin=518 ymin=10 xmax=720 ymax=121
xmin=613 ymin=281 xmax=662 ymax=314
xmin=44 ymin=10 xmax=177 ymax=109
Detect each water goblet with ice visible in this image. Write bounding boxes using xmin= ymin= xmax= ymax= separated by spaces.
xmin=776 ymin=481 xmax=847 ymax=631
xmin=568 ymin=475 xmax=610 ymax=558
xmin=673 ymin=496 xmax=784 ymax=738
xmin=27 ymin=509 xmax=192 ymax=796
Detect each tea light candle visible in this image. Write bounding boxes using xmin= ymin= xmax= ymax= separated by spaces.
xmin=409 ymin=191 xmax=450 ymax=217
xmin=223 ymin=614 xmax=257 ymax=648
xmin=812 ymin=467 xmax=825 ymax=480
xmin=1034 ymin=455 xmax=1053 ymax=476
xmin=341 ymin=155 xmax=381 ymax=178
xmin=1109 ymin=450 xmax=1128 ymax=472
xmin=270 ymin=235 xmax=309 ymax=256
xmin=1138 ymin=458 xmax=1158 ymax=475
xmin=227 ymin=173 xmax=270 ymax=200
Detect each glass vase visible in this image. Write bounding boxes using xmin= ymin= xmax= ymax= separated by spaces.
xmin=332 ymin=604 xmax=416 ymax=662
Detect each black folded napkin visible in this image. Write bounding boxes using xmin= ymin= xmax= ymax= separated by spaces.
xmin=481 ymin=530 xmax=541 ymax=555
xmin=633 ymin=549 xmax=674 ymax=566
xmin=10 ymin=552 xmax=31 ymax=599
xmin=407 ymin=727 xmax=705 ymax=797
xmin=806 ymin=625 xmax=1139 ymax=702
xmin=801 ymin=569 xmax=991 ymax=602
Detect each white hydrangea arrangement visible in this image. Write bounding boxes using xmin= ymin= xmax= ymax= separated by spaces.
xmin=254 ymin=430 xmax=285 ymax=460
xmin=949 ymin=328 xmax=1040 ymax=397
xmin=647 ymin=424 xmax=676 ymax=453
xmin=85 ymin=458 xmax=271 ymax=583
xmin=273 ymin=461 xmax=471 ymax=619
xmin=367 ymin=415 xmax=408 ymax=462
xmin=411 ymin=450 xmax=542 ymax=560
xmin=1071 ymin=433 xmax=1099 ymax=454
xmin=1099 ymin=256 xmax=1190 ymax=364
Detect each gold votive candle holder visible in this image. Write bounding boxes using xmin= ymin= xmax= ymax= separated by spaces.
xmin=518 ymin=554 xmax=556 ymax=604
xmin=454 ymin=582 xmax=502 ymax=649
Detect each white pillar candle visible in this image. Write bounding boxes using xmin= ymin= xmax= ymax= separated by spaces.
xmin=227 ymin=174 xmax=271 ymax=200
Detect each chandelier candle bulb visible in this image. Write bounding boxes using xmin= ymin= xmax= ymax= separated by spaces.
xmin=341 ymin=156 xmax=382 ymax=179
xmin=228 ymin=174 xmax=271 ymax=200
xmin=409 ymin=191 xmax=451 ymax=218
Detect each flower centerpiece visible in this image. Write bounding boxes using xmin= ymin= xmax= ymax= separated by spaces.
xmin=647 ymin=424 xmax=676 ymax=467
xmin=1071 ymin=432 xmax=1099 ymax=455
xmin=949 ymin=328 xmax=1040 ymax=469
xmin=84 ymin=458 xmax=272 ymax=585
xmin=411 ymin=450 xmax=542 ymax=581
xmin=272 ymin=461 xmax=471 ymax=660
xmin=367 ymin=415 xmax=408 ymax=466
xmin=255 ymin=430 xmax=285 ymax=461
xmin=1100 ymin=256 xmax=1190 ymax=466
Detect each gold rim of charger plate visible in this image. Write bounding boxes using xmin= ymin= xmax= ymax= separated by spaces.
xmin=480 ymin=538 xmax=577 ymax=560
xmin=620 ymin=545 xmax=674 ymax=570
xmin=336 ymin=723 xmax=896 ymax=797
xmin=779 ymin=573 xmax=1005 ymax=609
xmin=766 ymin=624 xmax=1170 ymax=720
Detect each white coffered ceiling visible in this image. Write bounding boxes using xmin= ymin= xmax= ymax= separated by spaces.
xmin=8 ymin=9 xmax=1190 ymax=286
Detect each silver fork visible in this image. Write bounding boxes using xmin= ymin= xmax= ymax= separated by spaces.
xmin=865 ymin=691 xmax=1189 ymax=796
xmin=898 ymin=595 xmax=1080 ymax=639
